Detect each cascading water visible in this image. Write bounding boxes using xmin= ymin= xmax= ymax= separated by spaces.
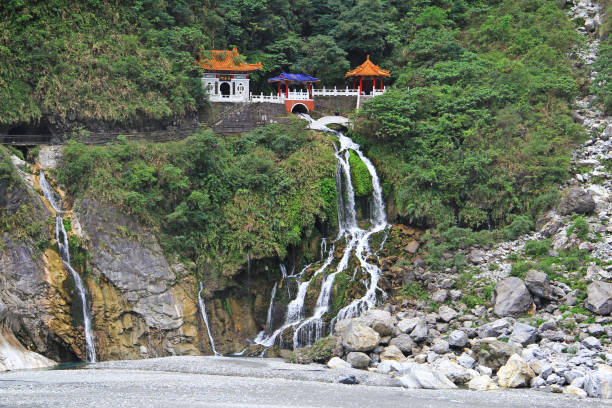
xmin=254 ymin=113 xmax=389 ymax=350
xmin=39 ymin=171 xmax=97 ymax=363
xmin=198 ymin=282 xmax=221 ymax=356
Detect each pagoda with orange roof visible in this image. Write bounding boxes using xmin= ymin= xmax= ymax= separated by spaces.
xmin=345 ymin=55 xmax=390 ymax=95
xmin=199 ymin=48 xmax=262 ymax=102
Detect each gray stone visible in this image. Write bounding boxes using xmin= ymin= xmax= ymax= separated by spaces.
xmin=529 ymin=360 xmax=553 ymax=379
xmin=341 ymin=322 xmax=380 ymax=352
xmin=469 ymin=249 xmax=486 ymax=265
xmin=581 ymin=336 xmax=602 ymax=350
xmin=432 ymin=289 xmax=448 ymax=303
xmin=531 ymin=376 xmax=546 ymax=388
xmin=346 ymin=352 xmax=370 ymax=369
xmin=587 ymin=324 xmax=605 ymax=336
xmin=494 ymin=278 xmax=534 ymax=317
xmin=458 ymin=354 xmax=476 ymax=369
xmin=524 ymin=270 xmax=551 ymax=300
xmin=585 ymin=281 xmax=612 ymax=315
xmin=468 ymin=375 xmax=499 ymax=391
xmin=509 ymin=323 xmax=538 ymax=346
xmin=477 ymin=318 xmax=511 ymax=338
xmin=397 ymin=363 xmax=457 ymax=389
xmin=448 ymin=330 xmax=468 ymax=348
xmin=397 ymin=317 xmax=419 ymax=334
xmin=449 ymin=290 xmax=462 ymax=300
xmin=327 ymin=357 xmax=351 ymax=369
xmin=380 ymin=345 xmax=405 ymax=362
xmin=405 ymin=240 xmax=420 ymax=254
xmin=389 ymin=334 xmax=415 ymax=354
xmin=37 ymin=146 xmax=63 ymax=170
xmin=363 ymin=309 xmax=394 ymax=336
xmin=410 ymin=321 xmax=429 ymax=343
xmin=557 ymin=187 xmax=596 ymax=215
xmin=10 ymin=155 xmax=26 ymax=169
xmin=431 ymin=339 xmax=450 ymax=355
xmin=437 ymin=305 xmax=458 ymax=323
xmin=474 ymin=339 xmax=523 ymax=371
xmin=434 ymin=359 xmax=472 ymax=384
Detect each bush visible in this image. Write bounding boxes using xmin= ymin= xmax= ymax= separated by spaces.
xmin=400 ymin=282 xmax=428 ymax=301
xmin=348 ymin=150 xmax=373 ymax=197
xmin=524 ymin=239 xmax=551 ymax=257
xmin=568 ymin=216 xmax=589 ymax=241
xmin=503 ymin=216 xmax=534 ymax=240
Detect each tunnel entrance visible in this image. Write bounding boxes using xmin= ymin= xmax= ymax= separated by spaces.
xmin=291 ymin=103 xmax=309 ymax=114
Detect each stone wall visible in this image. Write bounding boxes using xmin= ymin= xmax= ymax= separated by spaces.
xmin=210 ymin=102 xmax=287 ymax=134
xmin=313 ymin=96 xmax=358 ymax=116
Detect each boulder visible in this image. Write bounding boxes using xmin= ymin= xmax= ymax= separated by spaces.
xmin=585 ymin=281 xmax=612 ymax=315
xmin=509 ymin=323 xmax=538 ymax=346
xmin=380 ymin=345 xmax=405 ymax=362
xmin=409 ymin=321 xmax=429 ymax=343
xmin=431 ymin=339 xmax=450 ymax=355
xmin=557 ymin=187 xmax=596 ymax=215
xmin=363 ymin=309 xmax=394 ymax=336
xmin=524 ymin=270 xmax=551 ymax=300
xmin=327 ymin=357 xmax=351 ymax=369
xmin=582 ymin=336 xmax=602 ymax=350
xmin=437 ymin=305 xmax=458 ymax=323
xmin=598 ymin=364 xmax=612 ymax=399
xmin=497 ymin=354 xmax=535 ymax=388
xmin=458 ymin=354 xmax=476 ymax=369
xmin=346 ymin=352 xmax=370 ymax=369
xmin=468 ymin=375 xmax=499 ymax=391
xmin=477 ymin=318 xmax=511 ymax=338
xmin=529 ymin=360 xmax=553 ymax=379
xmin=564 ymin=385 xmax=587 ymax=398
xmin=435 ymin=359 xmax=472 ymax=384
xmin=448 ymin=330 xmax=468 ymax=348
xmin=397 ymin=363 xmax=457 ymax=389
xmin=469 ymin=249 xmax=486 ymax=265
xmin=494 ymin=278 xmax=534 ymax=317
xmin=405 ymin=240 xmax=420 ymax=254
xmin=389 ymin=334 xmax=415 ymax=354
xmin=341 ymin=322 xmax=380 ymax=352
xmin=474 ymin=339 xmax=523 ymax=371
xmin=431 ymin=289 xmax=448 ymax=303
xmin=397 ymin=317 xmax=419 ymax=334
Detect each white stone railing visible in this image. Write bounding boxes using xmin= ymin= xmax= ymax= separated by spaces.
xmin=209 ymin=94 xmax=249 ymax=103
xmin=211 ymin=87 xmax=388 ymax=104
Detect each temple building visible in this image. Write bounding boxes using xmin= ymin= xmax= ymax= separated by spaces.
xmin=345 ymin=55 xmax=390 ymax=95
xmin=198 ymin=48 xmax=262 ymax=102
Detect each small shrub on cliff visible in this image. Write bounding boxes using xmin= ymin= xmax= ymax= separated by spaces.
xmin=348 ymin=150 xmax=373 ymax=197
xmin=400 ymin=282 xmax=428 ymax=301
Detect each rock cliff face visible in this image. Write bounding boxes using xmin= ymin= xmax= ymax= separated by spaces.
xmin=0 ymin=160 xmax=273 ymax=364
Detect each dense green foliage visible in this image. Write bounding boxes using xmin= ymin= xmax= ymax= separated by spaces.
xmin=56 ymin=120 xmax=336 ymax=273
xmin=354 ymin=0 xmax=585 ymax=231
xmin=348 ymin=150 xmax=373 ymax=197
xmin=593 ymin=1 xmax=612 ymax=114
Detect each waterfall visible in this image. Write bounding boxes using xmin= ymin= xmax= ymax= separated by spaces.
xmin=198 ymin=283 xmax=220 ymax=356
xmin=39 ymin=171 xmax=96 ymax=363
xmin=264 ymin=282 xmax=278 ymax=332
xmin=253 ymin=113 xmax=389 ymax=350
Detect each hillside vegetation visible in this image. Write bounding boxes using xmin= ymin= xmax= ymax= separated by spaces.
xmin=56 ymin=120 xmax=337 ymax=274
xmin=354 ymin=0 xmax=586 ymax=232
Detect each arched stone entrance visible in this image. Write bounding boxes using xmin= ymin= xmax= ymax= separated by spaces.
xmin=291 ymin=103 xmax=309 ymax=114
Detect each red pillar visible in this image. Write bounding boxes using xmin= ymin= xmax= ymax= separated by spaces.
xmin=373 ymin=76 xmax=376 ymax=91
xmin=285 ymin=82 xmax=289 ymax=98
xmin=278 ymin=83 xmax=281 ymax=96
xmin=308 ymin=83 xmax=312 ymax=99
xmin=380 ymin=78 xmax=383 ymax=89
xmin=359 ymin=77 xmax=362 ymax=95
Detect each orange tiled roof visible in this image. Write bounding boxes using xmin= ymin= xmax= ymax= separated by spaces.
xmin=345 ymin=55 xmax=390 ymax=77
xmin=198 ymin=48 xmax=263 ymax=72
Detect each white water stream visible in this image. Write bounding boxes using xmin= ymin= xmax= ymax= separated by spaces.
xmin=198 ymin=282 xmax=221 ymax=356
xmin=39 ymin=171 xmax=97 ymax=363
xmin=254 ymin=114 xmax=389 ymax=350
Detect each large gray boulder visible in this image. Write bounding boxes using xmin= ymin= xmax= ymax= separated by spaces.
xmin=363 ymin=309 xmax=394 ymax=336
xmin=397 ymin=363 xmax=457 ymax=389
xmin=509 ymin=323 xmax=538 ymax=346
xmin=557 ymin=187 xmax=596 ymax=215
xmin=494 ymin=278 xmax=534 ymax=317
xmin=524 ymin=270 xmax=551 ymax=300
xmin=448 ymin=330 xmax=468 ymax=348
xmin=477 ymin=318 xmax=511 ymax=338
xmin=585 ymin=281 xmax=612 ymax=315
xmin=341 ymin=322 xmax=380 ymax=352
xmin=346 ymin=352 xmax=370 ymax=369
xmin=389 ymin=334 xmax=416 ymax=353
xmin=409 ymin=320 xmax=429 ymax=342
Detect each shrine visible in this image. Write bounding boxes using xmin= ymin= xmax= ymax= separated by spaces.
xmin=267 ymin=73 xmax=320 ymax=113
xmin=345 ymin=55 xmax=390 ymax=95
xmin=198 ymin=48 xmax=262 ymax=102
